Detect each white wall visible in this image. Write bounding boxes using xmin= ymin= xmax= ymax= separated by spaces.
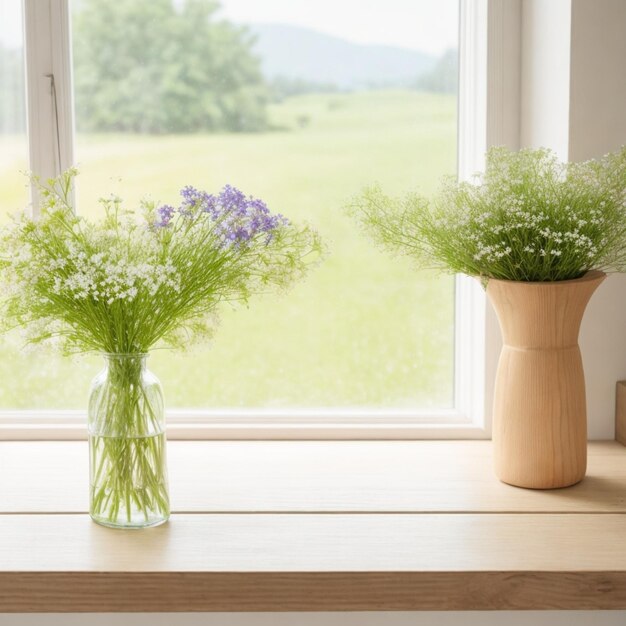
xmin=516 ymin=0 xmax=626 ymax=439
xmin=568 ymin=0 xmax=626 ymax=439
xmin=519 ymin=0 xmax=572 ymax=159
xmin=569 ymin=0 xmax=626 ymax=438
xmin=581 ymin=275 xmax=626 ymax=438
xmin=568 ymin=0 xmax=626 ymax=162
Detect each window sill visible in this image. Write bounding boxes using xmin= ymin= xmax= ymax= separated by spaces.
xmin=0 ymin=409 xmax=487 ymax=440
xmin=1 ymin=440 xmax=626 ymax=612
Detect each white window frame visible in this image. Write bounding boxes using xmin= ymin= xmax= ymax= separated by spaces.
xmin=0 ymin=0 xmax=520 ymax=441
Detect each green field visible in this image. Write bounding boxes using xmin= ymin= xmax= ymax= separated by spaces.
xmin=0 ymin=90 xmax=456 ymax=410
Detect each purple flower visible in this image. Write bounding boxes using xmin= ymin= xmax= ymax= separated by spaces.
xmin=155 ymin=204 xmax=176 ymax=228
xmin=218 ymin=185 xmax=248 ymax=215
xmin=180 ymin=185 xmax=199 ymax=203
xmin=201 ymin=194 xmax=218 ymax=217
xmin=165 ymin=183 xmax=290 ymax=246
xmin=179 ymin=186 xmax=218 ymax=218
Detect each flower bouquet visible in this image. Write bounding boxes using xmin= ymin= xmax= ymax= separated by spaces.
xmin=350 ymin=146 xmax=626 ymax=488
xmin=350 ymin=147 xmax=626 ymax=282
xmin=0 ymin=170 xmax=322 ymax=527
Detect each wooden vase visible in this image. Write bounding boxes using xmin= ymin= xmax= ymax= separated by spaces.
xmin=486 ymin=270 xmax=605 ymax=489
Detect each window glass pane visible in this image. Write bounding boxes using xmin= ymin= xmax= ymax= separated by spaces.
xmin=0 ymin=0 xmax=28 ymax=212
xmin=0 ymin=0 xmax=48 ymax=411
xmin=1 ymin=0 xmax=459 ymax=411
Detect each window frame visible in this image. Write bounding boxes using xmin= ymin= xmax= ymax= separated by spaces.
xmin=0 ymin=0 xmax=520 ymax=441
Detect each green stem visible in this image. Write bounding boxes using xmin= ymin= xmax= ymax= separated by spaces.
xmin=89 ymin=354 xmax=169 ymax=528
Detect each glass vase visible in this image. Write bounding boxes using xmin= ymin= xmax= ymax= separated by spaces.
xmin=88 ymin=353 xmax=170 ymax=528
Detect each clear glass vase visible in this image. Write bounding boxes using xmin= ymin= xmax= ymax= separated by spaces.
xmin=88 ymin=353 xmax=170 ymax=528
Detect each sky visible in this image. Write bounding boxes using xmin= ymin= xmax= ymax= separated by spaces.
xmin=218 ymin=0 xmax=459 ymax=56
xmin=0 ymin=0 xmax=459 ymax=56
xmin=0 ymin=1 xmax=22 ymax=49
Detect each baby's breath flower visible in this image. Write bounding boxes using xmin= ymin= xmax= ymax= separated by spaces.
xmin=348 ymin=146 xmax=626 ymax=282
xmin=0 ymin=170 xmax=324 ymax=354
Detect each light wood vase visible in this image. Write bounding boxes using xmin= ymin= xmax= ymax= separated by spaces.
xmin=486 ymin=270 xmax=605 ymax=489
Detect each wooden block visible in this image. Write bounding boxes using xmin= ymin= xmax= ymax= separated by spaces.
xmin=3 ymin=514 xmax=626 ymax=611
xmin=616 ymin=381 xmax=626 ymax=445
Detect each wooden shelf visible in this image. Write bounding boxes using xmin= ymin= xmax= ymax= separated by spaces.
xmin=2 ymin=440 xmax=626 ymax=611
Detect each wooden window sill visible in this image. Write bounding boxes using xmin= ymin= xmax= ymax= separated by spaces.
xmin=1 ymin=440 xmax=626 ymax=612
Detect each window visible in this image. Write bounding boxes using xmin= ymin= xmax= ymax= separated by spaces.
xmin=0 ymin=0 xmax=28 ymax=211
xmin=1 ymin=0 xmax=502 ymax=438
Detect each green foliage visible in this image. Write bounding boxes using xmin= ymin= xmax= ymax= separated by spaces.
xmin=416 ymin=49 xmax=458 ymax=94
xmin=349 ymin=146 xmax=626 ymax=282
xmin=0 ymin=170 xmax=323 ymax=355
xmin=0 ymin=91 xmax=458 ymax=410
xmin=72 ymin=0 xmax=269 ymax=133
xmin=269 ymin=76 xmax=339 ymax=103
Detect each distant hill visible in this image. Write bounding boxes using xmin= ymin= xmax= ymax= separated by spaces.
xmin=247 ymin=23 xmax=436 ymax=90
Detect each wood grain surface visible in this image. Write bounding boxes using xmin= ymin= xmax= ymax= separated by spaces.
xmin=2 ymin=441 xmax=626 ymax=611
xmin=2 ymin=514 xmax=626 ymax=611
xmin=3 ymin=571 xmax=626 ymax=612
xmin=487 ymin=271 xmax=605 ymax=488
xmin=616 ymin=381 xmax=626 ymax=445
xmin=4 ymin=513 xmax=626 ymax=572
xmin=2 ymin=440 xmax=626 ymax=513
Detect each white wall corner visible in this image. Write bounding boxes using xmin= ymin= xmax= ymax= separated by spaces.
xmin=519 ymin=0 xmax=572 ymax=159
xmin=568 ymin=0 xmax=626 ymax=162
xmin=486 ymin=0 xmax=522 ymax=150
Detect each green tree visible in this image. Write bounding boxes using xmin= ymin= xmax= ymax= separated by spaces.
xmin=415 ymin=49 xmax=458 ymax=94
xmin=269 ymin=76 xmax=338 ymax=103
xmin=72 ymin=0 xmax=269 ymax=133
